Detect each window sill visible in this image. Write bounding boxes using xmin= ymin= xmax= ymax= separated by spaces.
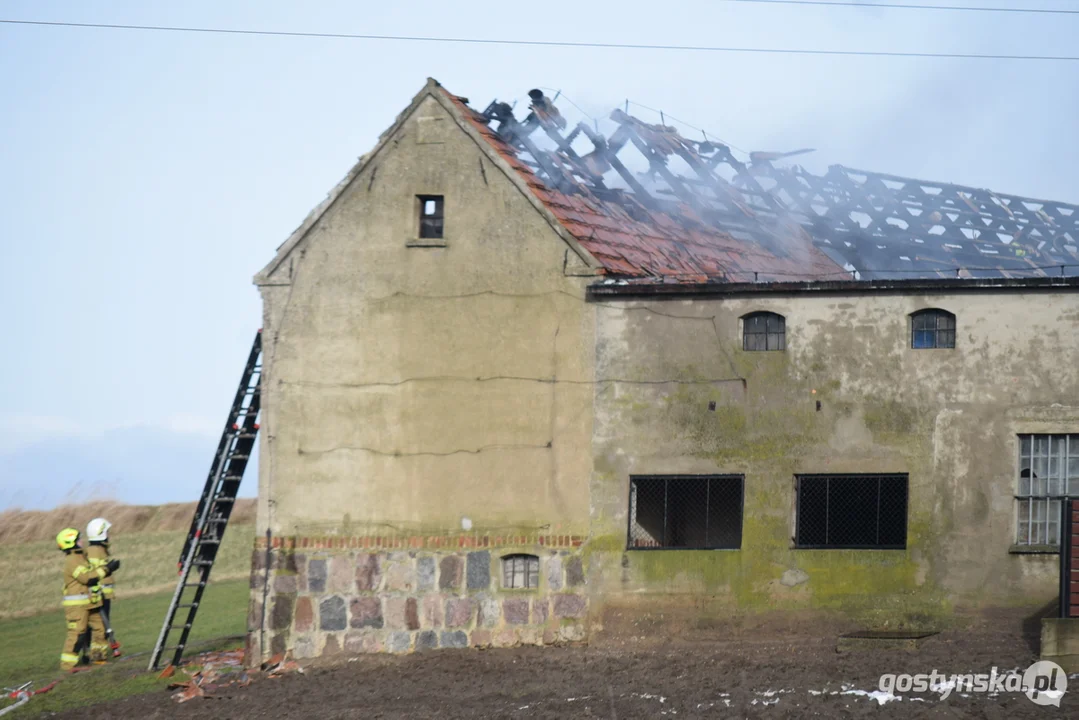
xmin=407 ymin=238 xmax=447 ymax=248
xmin=1008 ymin=544 xmax=1059 ymax=555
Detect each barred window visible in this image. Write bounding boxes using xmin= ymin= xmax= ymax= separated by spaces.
xmin=501 ymin=554 xmax=539 ymax=589
xmin=1016 ymin=434 xmax=1079 ymax=546
xmin=628 ymin=475 xmax=744 ymax=549
xmin=911 ymin=309 xmax=955 ymax=349
xmin=742 ymin=312 xmax=786 ymax=351
xmin=795 ymin=474 xmax=908 ymax=549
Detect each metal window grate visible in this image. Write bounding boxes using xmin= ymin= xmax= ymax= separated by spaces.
xmin=1016 ymin=434 xmax=1079 ymax=546
xmin=501 ymin=554 xmax=539 ymax=589
xmin=743 ymin=312 xmax=786 ymax=351
xmin=418 ymin=195 xmax=444 ymax=239
xmin=628 ymin=475 xmax=744 ymax=549
xmin=911 ymin=309 xmax=955 ymax=349
xmin=795 ymin=474 xmax=908 ymax=549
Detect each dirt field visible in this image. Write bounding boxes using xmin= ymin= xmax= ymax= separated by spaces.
xmin=47 ymin=626 xmax=1076 ymax=719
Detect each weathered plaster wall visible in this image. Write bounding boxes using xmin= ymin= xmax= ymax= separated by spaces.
xmin=248 ymin=89 xmax=596 ymax=663
xmin=587 ymin=291 xmax=1079 ymax=635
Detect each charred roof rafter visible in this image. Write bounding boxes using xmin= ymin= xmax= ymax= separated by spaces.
xmin=468 ymin=87 xmax=1078 ymax=281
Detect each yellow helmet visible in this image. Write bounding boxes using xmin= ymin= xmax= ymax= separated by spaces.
xmin=56 ymin=527 xmax=80 ymax=551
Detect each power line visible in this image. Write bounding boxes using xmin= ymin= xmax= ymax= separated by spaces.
xmin=535 ymin=90 xmax=750 ymax=155
xmin=536 ymin=87 xmax=599 ymax=124
xmin=723 ymin=0 xmax=1079 ymax=15
xmin=626 ymin=100 xmax=749 ymax=154
xmin=2 ymin=18 xmax=1078 ymax=62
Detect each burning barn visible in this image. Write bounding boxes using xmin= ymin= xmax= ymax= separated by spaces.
xmin=246 ymin=78 xmax=1079 ymax=663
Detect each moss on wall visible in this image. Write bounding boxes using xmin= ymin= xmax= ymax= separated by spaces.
xmin=588 ymin=289 xmax=1079 ymax=629
xmin=588 ymin=314 xmax=996 ymax=626
xmin=585 ymin=483 xmax=949 ymax=627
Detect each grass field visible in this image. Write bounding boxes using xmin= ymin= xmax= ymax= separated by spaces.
xmin=0 ymin=519 xmax=256 ymax=716
xmin=0 ymin=524 xmax=255 ymax=620
xmin=0 ymin=578 xmax=250 ymax=716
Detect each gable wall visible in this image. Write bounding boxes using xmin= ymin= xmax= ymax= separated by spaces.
xmin=257 ymin=94 xmax=595 ymax=536
xmin=246 ymin=93 xmax=597 ymax=662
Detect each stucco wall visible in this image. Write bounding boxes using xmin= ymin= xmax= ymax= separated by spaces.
xmin=248 ymin=90 xmax=597 ymax=663
xmin=256 ymin=93 xmax=595 ymax=537
xmin=587 ymin=290 xmax=1079 ymax=635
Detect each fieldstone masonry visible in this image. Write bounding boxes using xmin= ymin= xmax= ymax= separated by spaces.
xmin=319 ymin=596 xmax=347 ymax=631
xmin=308 ymin=559 xmax=327 ymax=593
xmin=248 ymin=534 xmax=588 ymax=662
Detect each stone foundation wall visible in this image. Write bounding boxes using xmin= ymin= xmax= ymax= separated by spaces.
xmin=246 ymin=534 xmax=589 ymax=663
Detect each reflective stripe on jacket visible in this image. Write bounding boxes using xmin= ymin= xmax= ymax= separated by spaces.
xmin=62 ymin=548 xmax=107 ymax=609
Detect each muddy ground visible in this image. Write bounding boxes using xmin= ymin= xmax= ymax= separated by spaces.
xmin=51 ymin=628 xmax=1074 ymax=719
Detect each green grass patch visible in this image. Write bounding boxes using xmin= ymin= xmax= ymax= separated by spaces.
xmin=0 ymin=578 xmax=250 ymax=716
xmin=0 ymin=525 xmax=254 ymax=620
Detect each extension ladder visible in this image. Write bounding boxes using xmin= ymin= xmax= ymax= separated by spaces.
xmin=148 ymin=330 xmax=263 ymax=671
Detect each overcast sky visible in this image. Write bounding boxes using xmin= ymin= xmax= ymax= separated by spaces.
xmin=2 ymin=0 xmax=1077 ymax=510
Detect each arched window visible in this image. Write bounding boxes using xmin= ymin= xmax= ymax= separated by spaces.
xmin=742 ymin=312 xmax=786 ymax=351
xmin=501 ymin=554 xmax=539 ymax=589
xmin=911 ymin=309 xmax=955 ymax=349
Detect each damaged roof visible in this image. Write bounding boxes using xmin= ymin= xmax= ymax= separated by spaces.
xmin=442 ymin=85 xmax=1079 ymax=283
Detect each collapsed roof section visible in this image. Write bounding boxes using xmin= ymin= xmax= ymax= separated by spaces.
xmin=755 ymin=163 xmax=1079 ymax=280
xmin=445 ymin=87 xmax=1079 ymax=282
xmin=444 ymin=89 xmax=844 ymax=283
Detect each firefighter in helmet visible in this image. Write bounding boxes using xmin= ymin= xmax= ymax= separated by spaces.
xmin=85 ymin=517 xmax=121 ymax=657
xmin=57 ymin=527 xmax=119 ymax=670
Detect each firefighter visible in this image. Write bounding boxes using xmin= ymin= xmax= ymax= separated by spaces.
xmin=57 ymin=527 xmax=119 ymax=671
xmin=85 ymin=517 xmax=121 ymax=657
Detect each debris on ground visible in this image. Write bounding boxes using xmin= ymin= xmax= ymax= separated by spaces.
xmin=196 ymin=648 xmax=245 ymax=671
xmin=167 ymin=674 xmax=205 ymax=704
xmin=262 ymin=651 xmax=304 ymax=678
xmin=166 ymin=647 xmax=257 ymax=703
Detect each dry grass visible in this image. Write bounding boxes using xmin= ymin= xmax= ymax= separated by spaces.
xmin=0 ymin=498 xmax=255 ymax=545
xmin=0 ymin=523 xmax=255 ymax=620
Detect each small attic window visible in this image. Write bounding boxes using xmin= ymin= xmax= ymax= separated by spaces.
xmin=418 ymin=195 xmax=444 ymax=239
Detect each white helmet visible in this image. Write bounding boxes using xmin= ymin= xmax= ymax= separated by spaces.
xmin=87 ymin=517 xmax=112 ymax=543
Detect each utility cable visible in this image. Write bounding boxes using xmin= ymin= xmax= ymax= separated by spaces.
xmin=1 ymin=19 xmax=1078 ymax=62
xmin=535 ymin=88 xmax=750 ymax=156
xmin=626 ymin=100 xmax=749 ymax=154
xmin=536 ymin=87 xmax=599 ymax=125
xmin=722 ymin=0 xmax=1079 ymax=16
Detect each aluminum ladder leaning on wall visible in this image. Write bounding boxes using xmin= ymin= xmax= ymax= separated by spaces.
xmin=148 ymin=329 xmax=263 ymax=671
